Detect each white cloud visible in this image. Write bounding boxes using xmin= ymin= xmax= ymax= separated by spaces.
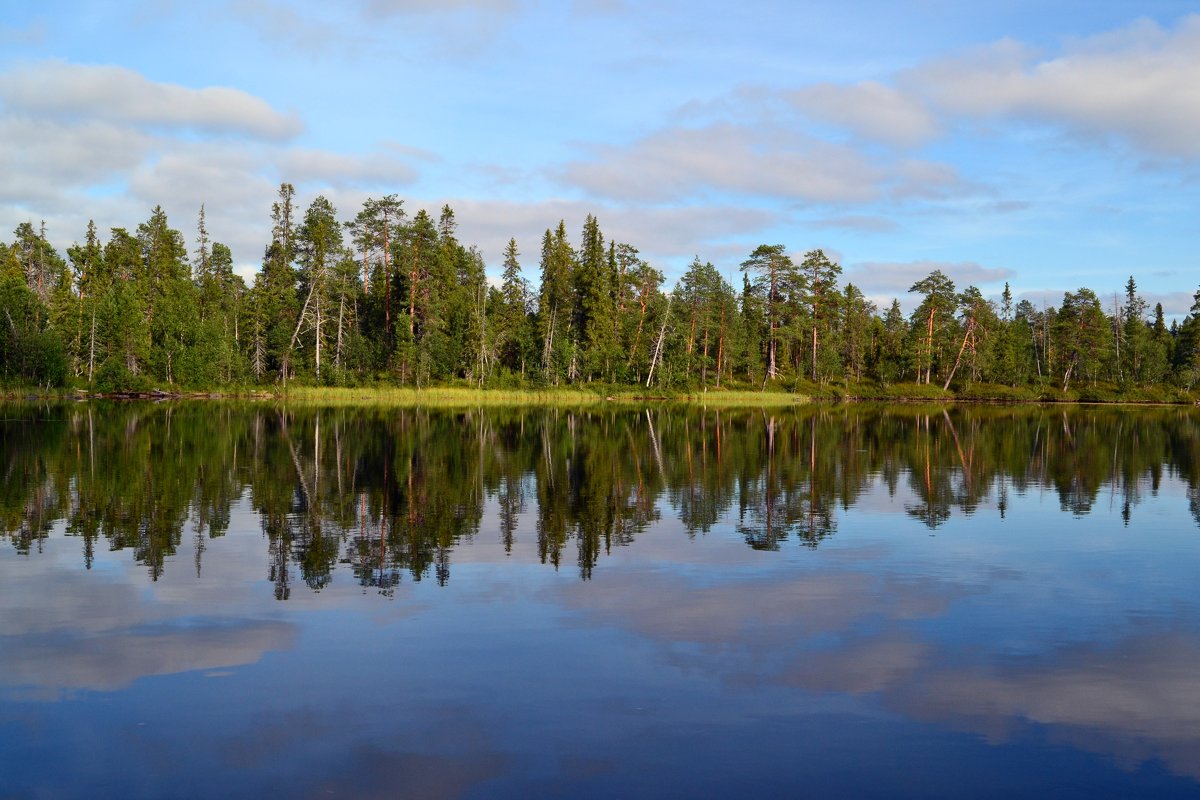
xmin=791 ymin=80 xmax=939 ymax=148
xmin=0 ymin=117 xmax=150 ymax=205
xmin=780 ymin=15 xmax=1200 ymax=162
xmin=362 ymin=0 xmax=519 ymax=15
xmin=279 ymin=148 xmax=420 ymax=188
xmin=0 ymin=19 xmax=45 ymax=46
xmin=0 ymin=60 xmax=301 ymax=140
xmin=1016 ymin=289 xmax=1068 ymax=309
xmin=433 ymin=197 xmax=779 ymax=274
xmin=228 ymin=0 xmax=370 ymax=53
xmin=913 ymin=15 xmax=1200 ymax=158
xmin=809 ymin=215 xmax=898 ymax=233
xmin=561 ymin=123 xmax=890 ymax=204
xmin=1143 ymin=291 xmax=1195 ymax=316
xmin=125 ymin=144 xmax=281 ymax=268
xmin=890 ymin=158 xmax=972 ymax=200
xmin=845 ymin=259 xmax=1015 ymax=298
xmin=0 ymin=60 xmax=437 ymax=278
xmin=570 ymin=0 xmax=629 ymax=15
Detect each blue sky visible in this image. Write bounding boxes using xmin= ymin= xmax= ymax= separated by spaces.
xmin=1 ymin=1 xmax=1198 ymax=313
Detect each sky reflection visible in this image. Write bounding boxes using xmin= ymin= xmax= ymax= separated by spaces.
xmin=1 ymin=403 xmax=1199 ymax=797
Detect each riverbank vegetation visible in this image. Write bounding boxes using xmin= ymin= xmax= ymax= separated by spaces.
xmin=3 ymin=184 xmax=1200 ymax=402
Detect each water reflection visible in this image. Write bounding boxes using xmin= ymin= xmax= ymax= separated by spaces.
xmin=3 ymin=402 xmax=1200 ymax=796
xmin=3 ymin=403 xmax=1200 ymax=588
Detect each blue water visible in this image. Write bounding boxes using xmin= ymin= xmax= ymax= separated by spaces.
xmin=1 ymin=403 xmax=1198 ymax=798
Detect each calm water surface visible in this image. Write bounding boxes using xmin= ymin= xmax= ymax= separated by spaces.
xmin=2 ymin=402 xmax=1200 ymax=798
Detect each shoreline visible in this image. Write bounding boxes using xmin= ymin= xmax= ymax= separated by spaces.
xmin=3 ymin=384 xmax=1197 ymax=408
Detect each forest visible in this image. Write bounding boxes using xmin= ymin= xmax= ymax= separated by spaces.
xmin=2 ymin=182 xmax=1199 ymax=398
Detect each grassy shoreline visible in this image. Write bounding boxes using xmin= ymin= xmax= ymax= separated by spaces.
xmin=3 ymin=381 xmax=1197 ymax=407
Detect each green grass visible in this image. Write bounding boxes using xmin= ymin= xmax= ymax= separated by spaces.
xmin=5 ymin=380 xmax=1197 ymax=407
xmin=279 ymin=385 xmax=635 ymax=407
xmin=274 ymin=385 xmax=816 ymax=407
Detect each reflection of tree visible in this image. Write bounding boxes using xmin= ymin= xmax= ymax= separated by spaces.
xmin=2 ymin=402 xmax=1200 ymax=593
xmin=736 ymin=412 xmax=840 ymax=548
xmin=533 ymin=410 xmax=660 ymax=579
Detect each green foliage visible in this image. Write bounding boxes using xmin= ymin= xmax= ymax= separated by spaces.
xmin=907 ymin=269 xmax=958 ymax=385
xmin=92 ymin=356 xmax=151 ymax=393
xmin=8 ymin=195 xmax=1200 ymax=401
xmin=0 ymin=276 xmax=67 ymax=386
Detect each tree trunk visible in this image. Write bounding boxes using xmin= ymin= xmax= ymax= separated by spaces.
xmin=925 ymin=305 xmax=935 ymax=384
xmin=87 ymin=308 xmax=96 ymax=382
xmin=942 ymin=319 xmax=974 ymax=391
xmin=811 ymin=323 xmax=818 ymax=381
xmin=646 ymin=295 xmax=673 ymax=388
xmin=315 ymin=304 xmax=322 ymax=381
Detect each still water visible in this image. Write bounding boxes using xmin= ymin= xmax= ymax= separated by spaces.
xmin=2 ymin=402 xmax=1199 ymax=798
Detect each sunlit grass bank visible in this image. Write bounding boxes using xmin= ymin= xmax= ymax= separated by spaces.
xmin=276 ymin=385 xmax=815 ymax=407
xmin=3 ymin=380 xmax=1195 ymax=407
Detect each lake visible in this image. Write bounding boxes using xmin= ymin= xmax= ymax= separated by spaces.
xmin=2 ymin=401 xmax=1199 ymax=798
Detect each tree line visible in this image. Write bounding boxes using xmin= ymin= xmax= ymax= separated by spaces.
xmin=3 ymin=183 xmax=1200 ymax=393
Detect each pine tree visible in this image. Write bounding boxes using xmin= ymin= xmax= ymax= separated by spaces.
xmin=907 ymin=270 xmax=957 ymax=385
xmin=347 ymin=195 xmax=404 ymax=362
xmin=1055 ymin=288 xmax=1110 ymax=391
xmin=741 ymin=244 xmax=800 ymax=383
xmin=942 ymin=285 xmax=998 ymax=389
xmin=289 ymin=196 xmax=342 ymax=382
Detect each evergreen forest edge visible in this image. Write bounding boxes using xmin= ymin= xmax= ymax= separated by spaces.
xmin=3 ymin=183 xmax=1199 ymax=404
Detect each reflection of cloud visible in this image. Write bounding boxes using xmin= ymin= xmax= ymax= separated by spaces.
xmin=892 ymin=634 xmax=1200 ymax=779
xmin=220 ymin=703 xmax=513 ymax=798
xmin=1 ymin=617 xmax=294 ymax=695
xmin=555 ymin=559 xmax=1200 ymax=784
xmin=0 ymin=540 xmax=300 ymax=695
xmin=307 ymin=746 xmax=509 ymax=800
xmin=786 ymin=635 xmax=929 ymax=694
xmin=555 ymin=567 xmax=967 ymax=651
